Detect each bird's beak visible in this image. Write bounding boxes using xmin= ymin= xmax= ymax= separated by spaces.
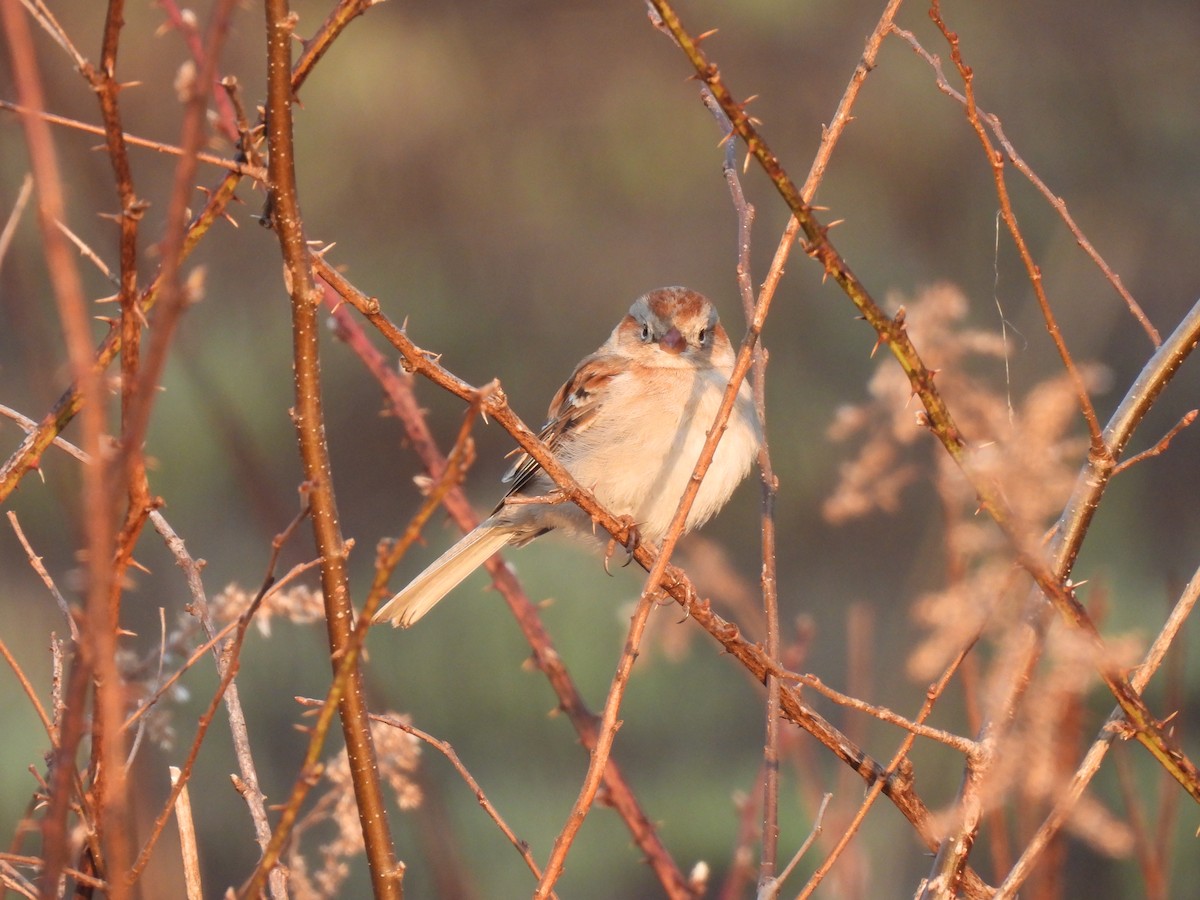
xmin=659 ymin=327 xmax=686 ymax=354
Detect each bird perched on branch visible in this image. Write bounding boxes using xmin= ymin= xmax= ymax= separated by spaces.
xmin=374 ymin=286 xmax=761 ymax=627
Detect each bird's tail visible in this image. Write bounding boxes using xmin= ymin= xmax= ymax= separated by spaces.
xmin=373 ymin=522 xmax=513 ymax=628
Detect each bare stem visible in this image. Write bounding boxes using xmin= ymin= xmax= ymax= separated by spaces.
xmin=1 ymin=2 xmax=121 ymax=892
xmin=151 ymin=511 xmax=289 ymax=900
xmin=261 ymin=0 xmax=399 ymax=894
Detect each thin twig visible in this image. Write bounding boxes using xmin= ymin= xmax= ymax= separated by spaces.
xmin=926 ymin=297 xmax=1200 ymax=896
xmin=756 ymin=792 xmax=830 ymax=900
xmin=0 ymin=100 xmax=265 ymax=177
xmin=797 ymin=642 xmax=976 ymax=899
xmin=16 ymin=0 xmax=85 ymax=68
xmin=0 ymin=0 xmax=374 ymax=504
xmin=168 ymin=767 xmax=203 ymax=900
xmin=1 ymin=3 xmax=123 ymax=893
xmin=7 ymin=511 xmax=79 ymax=640
xmin=927 ymin=1 xmax=1104 ymax=453
xmin=0 ymin=854 xmax=108 ymax=892
xmin=532 ymin=211 xmax=776 ymax=900
xmin=123 ymin=609 xmax=168 ymax=770
xmin=0 ymin=402 xmax=92 ymax=462
xmin=785 ymin=672 xmax=977 ymax=755
xmin=155 ymin=0 xmax=240 ymax=142
xmin=648 ymin=0 xmax=1200 ymax=811
xmin=697 ymin=76 xmax=782 ymax=888
xmin=116 ymin=0 xmax=240 ymax=503
xmin=0 ymin=636 xmax=54 ymax=739
xmin=127 ymin=577 xmax=271 ymax=882
xmin=151 ymin=509 xmax=291 ymax=900
xmin=1113 ymin=748 xmax=1167 ymax=900
xmin=993 ymin=560 xmax=1200 ymax=898
xmin=367 ymin=711 xmax=551 ymax=890
xmin=53 ymin=219 xmax=117 ymax=284
xmin=532 ymin=590 xmax=658 ymax=898
xmin=234 ymin=461 xmax=475 ymax=900
xmin=720 ymin=6 xmax=908 ymax=874
xmin=1112 ymin=410 xmax=1198 ymax=476
xmin=0 ymin=859 xmax=38 ymax=900
xmin=0 ymin=172 xmax=34 ymax=268
xmin=718 ymin=781 xmax=763 ymax=900
xmin=889 ymin=25 xmax=1160 ymax=346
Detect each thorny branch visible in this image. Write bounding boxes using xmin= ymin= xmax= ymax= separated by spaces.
xmin=927 ymin=1 xmax=1104 ymax=453
xmin=0 ymin=0 xmax=388 ymax=895
xmin=365 ymin=710 xmax=552 ymax=890
xmin=0 ymin=0 xmax=375 ymax=503
xmin=323 ymin=292 xmax=699 ymax=899
xmin=1 ymin=1 xmax=122 ymax=892
xmin=888 ymin=24 xmax=1160 ymax=347
xmin=151 ymin=510 xmax=289 ymax=900
xmin=3 ymin=2 xmax=1198 ymax=897
xmin=261 ymin=0 xmax=400 ymax=895
xmin=995 ymin=560 xmax=1200 ymax=898
xmin=312 ymin=252 xmax=995 ymax=900
xmin=236 ymin=411 xmax=480 ymax=900
xmin=644 ymin=0 xmax=1200 ymax=810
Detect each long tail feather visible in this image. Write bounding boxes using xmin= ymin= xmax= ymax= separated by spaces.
xmin=374 ymin=522 xmax=513 ymax=628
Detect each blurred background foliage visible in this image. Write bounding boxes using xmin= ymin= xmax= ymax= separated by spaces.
xmin=2 ymin=1 xmax=1199 ymax=896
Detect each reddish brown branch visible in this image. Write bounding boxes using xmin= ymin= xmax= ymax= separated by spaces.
xmin=0 ymin=0 xmax=376 ymax=504
xmin=155 ymin=0 xmax=240 ymax=142
xmin=262 ymin=0 xmax=399 ymax=895
xmin=927 ymin=1 xmax=1104 ymax=454
xmin=323 ymin=292 xmax=698 ymax=899
xmin=993 ymin=560 xmax=1200 ymax=898
xmin=645 ymin=0 xmax=1200 ymax=812
xmin=0 ymin=2 xmax=123 ymax=893
xmin=889 ymin=24 xmax=1160 ymax=347
xmin=117 ymin=0 xmax=239 ymax=484
xmin=0 ymin=100 xmax=264 ymax=175
xmin=313 ymin=255 xmax=993 ymax=900
xmin=368 ymin=711 xmax=551 ymax=890
xmin=0 ymin=636 xmax=54 ymax=740
xmin=703 ymin=85 xmax=783 ymax=886
xmin=234 ymin=440 xmax=478 ymax=900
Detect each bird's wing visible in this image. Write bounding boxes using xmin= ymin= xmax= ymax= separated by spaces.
xmin=499 ymin=352 xmax=622 ymax=502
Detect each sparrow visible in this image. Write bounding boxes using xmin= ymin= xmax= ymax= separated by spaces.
xmin=374 ymin=286 xmax=761 ymax=627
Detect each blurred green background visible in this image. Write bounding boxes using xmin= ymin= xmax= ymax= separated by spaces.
xmin=2 ymin=1 xmax=1199 ymax=896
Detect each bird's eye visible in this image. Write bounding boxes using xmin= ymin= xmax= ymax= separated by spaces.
xmin=640 ymin=323 xmax=651 ymax=341
xmin=698 ymin=327 xmax=708 ymax=346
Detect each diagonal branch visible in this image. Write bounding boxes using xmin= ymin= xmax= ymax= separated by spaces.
xmin=150 ymin=511 xmax=289 ymax=900
xmin=0 ymin=0 xmax=380 ymax=504
xmin=994 ymin=561 xmax=1200 ymax=898
xmin=323 ymin=293 xmax=699 ymax=899
xmin=312 ymin=254 xmax=994 ymax=900
xmin=644 ymin=0 xmax=1200 ymax=808
xmin=889 ymin=25 xmax=1159 ymax=347
xmin=0 ymin=2 xmax=122 ymax=893
xmin=927 ymin=1 xmax=1104 ymax=451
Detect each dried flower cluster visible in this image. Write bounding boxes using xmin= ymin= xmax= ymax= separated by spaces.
xmin=288 ymin=714 xmax=422 ymax=898
xmin=211 ymin=582 xmax=326 ymax=636
xmin=825 ymin=284 xmax=1144 ymax=857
